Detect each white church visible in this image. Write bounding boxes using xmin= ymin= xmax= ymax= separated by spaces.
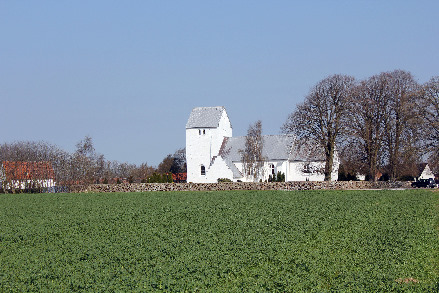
xmin=186 ymin=106 xmax=339 ymax=183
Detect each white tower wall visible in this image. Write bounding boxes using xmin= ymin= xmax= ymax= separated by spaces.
xmin=186 ymin=108 xmax=232 ymax=183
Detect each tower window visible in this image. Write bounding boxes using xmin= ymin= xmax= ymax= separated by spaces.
xmin=201 ymin=165 xmax=206 ymax=176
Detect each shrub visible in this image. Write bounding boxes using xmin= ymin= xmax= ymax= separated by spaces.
xmin=269 ymin=172 xmax=285 ymax=182
xmin=276 ymin=171 xmax=285 ymax=182
xmin=147 ymin=173 xmax=173 ymax=183
xmin=398 ymin=175 xmax=415 ymax=181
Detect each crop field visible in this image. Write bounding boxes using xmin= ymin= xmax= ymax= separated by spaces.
xmin=1 ymin=190 xmax=438 ymax=292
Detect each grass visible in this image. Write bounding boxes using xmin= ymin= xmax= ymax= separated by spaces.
xmin=0 ymin=190 xmax=438 ymax=292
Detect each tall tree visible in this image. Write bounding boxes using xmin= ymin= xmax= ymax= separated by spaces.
xmin=157 ymin=154 xmax=174 ymax=174
xmin=283 ymin=74 xmax=355 ymax=181
xmin=157 ymin=148 xmax=187 ymax=174
xmin=241 ymin=120 xmax=265 ymax=181
xmin=419 ymin=76 xmax=439 ymax=172
xmin=72 ymin=136 xmax=103 ymax=184
xmin=347 ymin=73 xmax=390 ymax=181
xmin=381 ymin=70 xmax=421 ymax=180
xmin=170 ymin=148 xmax=187 ymax=173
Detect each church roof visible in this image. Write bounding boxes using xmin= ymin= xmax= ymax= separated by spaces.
xmin=219 ymin=135 xmax=298 ymax=161
xmin=186 ymin=106 xmax=226 ymax=129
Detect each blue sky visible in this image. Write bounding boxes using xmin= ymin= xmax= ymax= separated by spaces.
xmin=1 ymin=1 xmax=438 ymax=166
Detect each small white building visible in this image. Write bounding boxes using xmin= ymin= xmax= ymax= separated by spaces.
xmin=186 ymin=106 xmax=339 ymax=183
xmin=418 ymin=163 xmax=435 ymax=180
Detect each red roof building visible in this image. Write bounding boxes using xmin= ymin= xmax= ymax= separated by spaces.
xmin=1 ymin=161 xmax=56 ymax=189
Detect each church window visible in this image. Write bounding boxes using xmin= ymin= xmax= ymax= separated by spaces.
xmin=199 ymin=129 xmax=201 ymax=135
xmin=203 ymin=129 xmax=206 ymax=135
xmin=270 ymin=164 xmax=275 ymax=175
xmin=201 ymin=165 xmax=206 ymax=175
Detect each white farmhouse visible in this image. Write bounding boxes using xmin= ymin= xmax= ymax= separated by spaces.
xmin=186 ymin=106 xmax=339 ymax=183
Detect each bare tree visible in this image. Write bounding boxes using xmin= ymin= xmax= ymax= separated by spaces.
xmin=241 ymin=120 xmax=265 ymax=181
xmin=419 ymin=76 xmax=439 ymax=173
xmin=172 ymin=148 xmax=187 ymax=173
xmin=347 ymin=73 xmax=390 ymax=181
xmin=71 ymin=136 xmax=109 ymax=184
xmin=283 ymin=74 xmax=355 ymax=181
xmin=129 ymin=162 xmax=155 ymax=182
xmin=381 ymin=70 xmax=422 ymax=180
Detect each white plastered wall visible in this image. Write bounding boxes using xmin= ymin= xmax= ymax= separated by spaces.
xmin=205 ymin=156 xmax=234 ymax=183
xmin=186 ymin=110 xmax=232 ymax=183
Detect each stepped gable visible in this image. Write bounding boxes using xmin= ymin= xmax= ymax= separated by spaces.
xmin=185 ymin=106 xmax=226 ymax=129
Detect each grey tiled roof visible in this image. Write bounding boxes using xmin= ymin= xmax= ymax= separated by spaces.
xmin=219 ymin=135 xmax=297 ymax=161
xmin=186 ymin=106 xmax=226 ymax=129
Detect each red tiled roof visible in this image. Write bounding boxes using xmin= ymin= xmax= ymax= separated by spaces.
xmin=2 ymin=161 xmax=55 ymax=180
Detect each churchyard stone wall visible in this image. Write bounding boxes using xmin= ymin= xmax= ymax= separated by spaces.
xmin=71 ymin=181 xmax=412 ymax=193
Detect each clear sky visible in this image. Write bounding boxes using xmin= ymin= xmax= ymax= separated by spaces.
xmin=1 ymin=1 xmax=438 ymax=166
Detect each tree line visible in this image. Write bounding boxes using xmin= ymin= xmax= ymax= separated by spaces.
xmin=282 ymin=70 xmax=439 ymax=181
xmin=0 ymin=136 xmax=186 ymax=187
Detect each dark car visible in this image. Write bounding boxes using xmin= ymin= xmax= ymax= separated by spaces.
xmin=411 ymin=178 xmax=437 ymax=188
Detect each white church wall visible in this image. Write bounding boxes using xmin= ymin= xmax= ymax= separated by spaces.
xmin=228 ymin=162 xmax=250 ymax=182
xmin=186 ymin=128 xmax=214 ymax=183
xmin=288 ymin=161 xmax=326 ymax=181
xmin=232 ymin=160 xmax=289 ymax=182
xmin=205 ymin=156 xmax=234 ymax=183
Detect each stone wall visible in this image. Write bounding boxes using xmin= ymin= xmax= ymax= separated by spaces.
xmin=71 ymin=181 xmax=412 ymax=193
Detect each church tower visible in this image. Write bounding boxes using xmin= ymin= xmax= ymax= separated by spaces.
xmin=185 ymin=106 xmax=232 ymax=183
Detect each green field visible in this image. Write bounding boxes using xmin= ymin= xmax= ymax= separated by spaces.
xmin=1 ymin=190 xmax=438 ymax=292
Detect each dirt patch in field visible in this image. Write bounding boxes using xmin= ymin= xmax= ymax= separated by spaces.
xmin=395 ymin=278 xmax=419 ymax=284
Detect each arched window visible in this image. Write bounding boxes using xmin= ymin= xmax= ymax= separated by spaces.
xmin=270 ymin=164 xmax=275 ymax=175
xmin=201 ymin=165 xmax=206 ymax=176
